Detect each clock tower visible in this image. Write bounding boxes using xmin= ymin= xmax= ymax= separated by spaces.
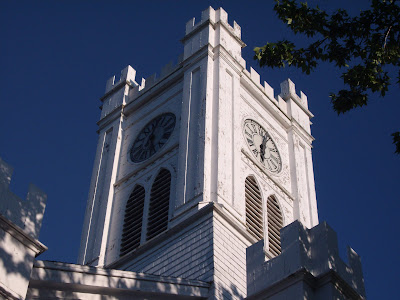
xmin=78 ymin=7 xmax=318 ymax=299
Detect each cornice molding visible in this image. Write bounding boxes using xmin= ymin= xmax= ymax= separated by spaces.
xmin=0 ymin=214 xmax=47 ymax=256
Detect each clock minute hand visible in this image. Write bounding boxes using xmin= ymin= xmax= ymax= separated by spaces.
xmin=260 ymin=137 xmax=266 ymax=162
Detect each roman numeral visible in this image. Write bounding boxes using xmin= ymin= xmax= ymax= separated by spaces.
xmin=164 ymin=122 xmax=175 ymax=131
xmin=269 ymin=158 xmax=277 ymax=169
xmin=164 ymin=116 xmax=174 ymax=126
xmin=246 ymin=124 xmax=254 ymax=133
xmin=158 ymin=116 xmax=165 ymax=126
xmin=251 ymin=124 xmax=257 ymax=133
xmin=270 ymin=154 xmax=280 ymax=163
xmin=245 ymin=130 xmax=253 ymax=138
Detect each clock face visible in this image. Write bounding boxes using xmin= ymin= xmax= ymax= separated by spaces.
xmin=243 ymin=119 xmax=282 ymax=173
xmin=130 ymin=113 xmax=176 ymax=163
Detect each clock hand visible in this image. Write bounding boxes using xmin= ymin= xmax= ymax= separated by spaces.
xmin=260 ymin=138 xmax=265 ymax=162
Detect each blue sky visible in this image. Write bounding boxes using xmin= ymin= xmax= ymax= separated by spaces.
xmin=1 ymin=1 xmax=399 ymax=298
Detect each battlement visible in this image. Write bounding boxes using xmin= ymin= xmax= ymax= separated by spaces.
xmin=243 ymin=66 xmax=309 ymax=108
xmin=185 ymin=7 xmax=241 ymax=40
xmin=104 ymin=56 xmax=184 ymax=96
xmin=247 ymin=220 xmax=366 ymax=299
xmin=242 ymin=66 xmax=313 ymax=134
xmin=105 ymin=65 xmax=139 ymax=94
xmin=0 ymin=157 xmax=47 ymax=239
xmin=101 ymin=7 xmax=312 ymax=134
xmin=101 ymin=55 xmax=184 ymax=119
xmin=280 ymin=78 xmax=309 ymax=109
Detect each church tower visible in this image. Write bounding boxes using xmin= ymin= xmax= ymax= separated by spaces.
xmin=78 ymin=7 xmax=318 ymax=299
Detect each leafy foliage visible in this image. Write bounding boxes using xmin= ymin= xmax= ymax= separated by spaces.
xmin=254 ymin=0 xmax=400 ymax=153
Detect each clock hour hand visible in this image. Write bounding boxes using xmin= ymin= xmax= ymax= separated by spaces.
xmin=260 ymin=138 xmax=265 ymax=162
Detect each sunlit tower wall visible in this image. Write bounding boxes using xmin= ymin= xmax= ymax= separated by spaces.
xmin=78 ymin=7 xmax=318 ymax=299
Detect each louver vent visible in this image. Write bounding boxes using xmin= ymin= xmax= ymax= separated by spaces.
xmin=120 ymin=185 xmax=145 ymax=257
xmin=267 ymin=196 xmax=283 ymax=257
xmin=147 ymin=169 xmax=171 ymax=241
xmin=245 ymin=176 xmax=263 ymax=241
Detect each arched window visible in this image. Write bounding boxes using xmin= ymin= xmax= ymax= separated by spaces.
xmin=245 ymin=176 xmax=263 ymax=241
xmin=267 ymin=195 xmax=283 ymax=257
xmin=147 ymin=168 xmax=171 ymax=241
xmin=120 ymin=185 xmax=145 ymax=256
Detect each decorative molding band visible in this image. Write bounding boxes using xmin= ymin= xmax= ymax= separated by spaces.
xmin=0 ymin=214 xmax=47 ymax=256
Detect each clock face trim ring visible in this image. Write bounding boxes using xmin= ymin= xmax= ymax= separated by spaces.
xmin=130 ymin=113 xmax=176 ymax=163
xmin=243 ymin=119 xmax=282 ymax=173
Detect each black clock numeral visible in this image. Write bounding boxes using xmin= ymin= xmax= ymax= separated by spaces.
xmin=131 ymin=146 xmax=141 ymax=156
xmin=266 ymin=159 xmax=273 ymax=170
xmin=246 ymin=124 xmax=254 ymax=133
xmin=246 ymin=138 xmax=254 ymax=146
xmin=245 ymin=130 xmax=253 ymax=138
xmin=136 ymin=133 xmax=146 ymax=142
xmin=269 ymin=158 xmax=277 ymax=169
xmin=252 ymin=148 xmax=258 ymax=156
xmin=270 ymin=154 xmax=280 ymax=164
xmin=251 ymin=123 xmax=257 ymax=133
xmin=164 ymin=122 xmax=174 ymax=131
xmin=259 ymin=127 xmax=266 ymax=136
xmin=143 ymin=127 xmax=151 ymax=134
xmin=157 ymin=116 xmax=165 ymax=126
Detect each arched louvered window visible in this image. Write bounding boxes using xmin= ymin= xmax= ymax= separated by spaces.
xmin=147 ymin=169 xmax=171 ymax=241
xmin=245 ymin=176 xmax=263 ymax=241
xmin=267 ymin=195 xmax=283 ymax=257
xmin=120 ymin=185 xmax=145 ymax=256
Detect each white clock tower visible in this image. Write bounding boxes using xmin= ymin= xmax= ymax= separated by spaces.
xmin=78 ymin=7 xmax=318 ymax=299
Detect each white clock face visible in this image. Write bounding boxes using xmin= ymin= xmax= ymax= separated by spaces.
xmin=243 ymin=119 xmax=282 ymax=173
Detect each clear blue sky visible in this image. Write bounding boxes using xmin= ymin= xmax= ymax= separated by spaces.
xmin=1 ymin=1 xmax=399 ymax=298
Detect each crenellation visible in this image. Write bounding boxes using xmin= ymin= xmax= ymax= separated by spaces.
xmin=300 ymin=90 xmax=308 ymax=107
xmin=160 ymin=61 xmax=174 ymax=78
xmin=247 ymin=221 xmax=366 ymax=299
xmin=105 ymin=75 xmax=116 ymax=93
xmin=120 ymin=65 xmax=137 ymax=85
xmin=279 ymin=78 xmax=313 ymax=134
xmin=185 ymin=17 xmax=196 ymax=35
xmin=280 ymin=78 xmax=309 ymax=109
xmin=124 ymin=55 xmax=181 ymax=104
xmin=263 ymin=81 xmax=274 ymax=101
xmin=145 ymin=73 xmax=157 ymax=88
xmin=185 ymin=7 xmax=241 ymax=40
xmin=215 ymin=7 xmax=228 ymax=23
xmin=276 ymin=95 xmax=288 ymax=115
xmin=201 ymin=6 xmax=216 ymax=23
xmin=0 ymin=157 xmax=47 ymax=239
xmin=233 ymin=21 xmax=241 ymax=39
xmin=105 ymin=65 xmax=138 ymax=94
xmin=249 ymin=67 xmax=260 ymax=86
